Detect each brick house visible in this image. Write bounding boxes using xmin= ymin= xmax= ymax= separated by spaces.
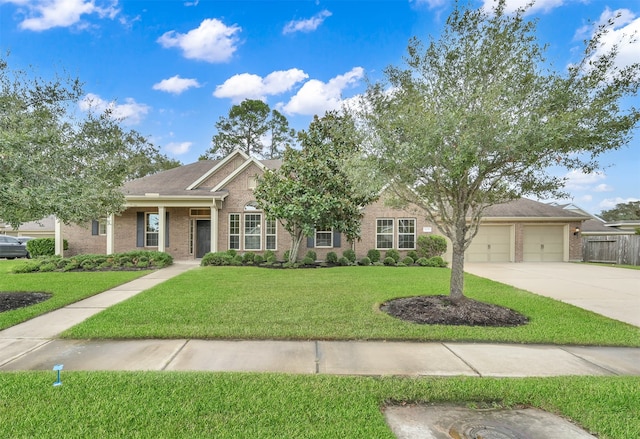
xmin=62 ymin=149 xmax=587 ymax=262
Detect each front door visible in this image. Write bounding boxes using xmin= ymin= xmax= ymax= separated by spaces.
xmin=196 ymin=220 xmax=211 ymax=258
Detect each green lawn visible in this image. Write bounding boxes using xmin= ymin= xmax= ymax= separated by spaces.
xmin=63 ymin=266 xmax=640 ymax=346
xmin=0 ymin=372 xmax=637 ymax=439
xmin=0 ymin=260 xmax=150 ymax=330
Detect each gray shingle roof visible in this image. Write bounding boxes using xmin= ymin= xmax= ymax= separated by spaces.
xmin=483 ymin=198 xmax=588 ymax=219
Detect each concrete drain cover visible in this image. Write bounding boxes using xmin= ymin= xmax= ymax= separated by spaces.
xmin=384 ymin=404 xmax=596 ymax=439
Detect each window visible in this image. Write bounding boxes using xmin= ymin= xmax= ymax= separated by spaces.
xmin=145 ymin=213 xmax=159 ymax=247
xmin=376 ymin=219 xmax=394 ymax=249
xmin=315 ymin=229 xmax=333 ymax=248
xmin=244 ymin=213 xmax=262 ymax=250
xmin=229 ymin=213 xmax=240 ymax=250
xmin=398 ymin=219 xmax=416 ymax=249
xmin=96 ymin=218 xmax=108 ymax=236
xmin=266 ymin=218 xmax=277 ymax=250
xmin=248 ymin=176 xmax=258 ymax=190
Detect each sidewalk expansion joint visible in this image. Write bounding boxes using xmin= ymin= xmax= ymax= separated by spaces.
xmin=0 ymin=339 xmax=52 ymax=368
xmin=160 ymin=339 xmax=189 ymax=371
xmin=442 ymin=343 xmax=482 ymax=377
xmin=559 ymin=347 xmax=620 ymax=376
xmin=314 ymin=341 xmax=320 ymax=374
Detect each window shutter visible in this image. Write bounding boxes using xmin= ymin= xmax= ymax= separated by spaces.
xmin=91 ymin=220 xmax=99 ymax=236
xmin=333 ymin=231 xmax=341 ymax=248
xmin=165 ymin=211 xmax=170 ymax=246
xmin=307 ymin=236 xmax=314 ymax=248
xmin=136 ymin=212 xmax=144 ymax=247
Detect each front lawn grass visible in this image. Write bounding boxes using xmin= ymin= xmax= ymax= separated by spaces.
xmin=63 ymin=266 xmax=640 ymax=346
xmin=0 ymin=372 xmax=637 ymax=439
xmin=0 ymin=260 xmax=150 ymax=330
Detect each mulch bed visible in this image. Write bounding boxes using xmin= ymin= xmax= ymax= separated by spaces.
xmin=0 ymin=292 xmax=52 ymax=313
xmin=381 ymin=295 xmax=529 ymax=327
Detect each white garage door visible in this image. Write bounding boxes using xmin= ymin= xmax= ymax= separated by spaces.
xmin=523 ymin=226 xmax=565 ymax=262
xmin=466 ymin=226 xmax=512 ymax=262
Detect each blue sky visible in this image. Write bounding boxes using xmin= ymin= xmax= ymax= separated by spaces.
xmin=1 ymin=0 xmax=638 ymax=216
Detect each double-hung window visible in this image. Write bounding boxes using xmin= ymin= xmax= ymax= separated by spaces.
xmin=398 ymin=219 xmax=416 ymax=249
xmin=145 ymin=213 xmax=159 ymax=247
xmin=229 ymin=213 xmax=240 ymax=250
xmin=265 ymin=218 xmax=277 ymax=250
xmin=315 ymin=229 xmax=333 ymax=248
xmin=244 ymin=213 xmax=262 ymax=250
xmin=376 ymin=219 xmax=394 ymax=249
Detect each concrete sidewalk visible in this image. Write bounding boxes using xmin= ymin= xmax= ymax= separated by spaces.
xmin=1 ymin=261 xmax=639 ymax=377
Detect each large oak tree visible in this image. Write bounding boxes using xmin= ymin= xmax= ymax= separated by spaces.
xmin=360 ymin=1 xmax=639 ymax=301
xmin=0 ymin=58 xmax=177 ymax=228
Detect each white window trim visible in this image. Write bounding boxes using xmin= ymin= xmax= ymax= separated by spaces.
xmin=376 ymin=218 xmax=394 ymax=250
xmin=229 ymin=213 xmax=241 ymax=250
xmin=98 ymin=218 xmax=108 ymax=236
xmin=265 ymin=218 xmax=277 ymax=251
xmin=145 ymin=212 xmax=159 ymax=248
xmin=398 ymin=218 xmax=416 ymax=250
xmin=244 ymin=213 xmax=263 ymax=251
xmin=314 ymin=228 xmax=333 ymax=248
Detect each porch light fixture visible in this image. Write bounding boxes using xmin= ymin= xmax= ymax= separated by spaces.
xmin=573 ymin=227 xmax=581 ymax=236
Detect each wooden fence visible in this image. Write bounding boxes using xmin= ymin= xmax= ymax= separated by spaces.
xmin=582 ymin=234 xmax=640 ymax=266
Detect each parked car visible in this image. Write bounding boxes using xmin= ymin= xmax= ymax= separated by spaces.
xmin=0 ymin=235 xmax=30 ymax=259
xmin=15 ymin=236 xmax=34 ymax=245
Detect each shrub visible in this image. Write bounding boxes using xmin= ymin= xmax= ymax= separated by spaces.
xmin=283 ymin=250 xmax=294 ymax=262
xmin=337 ymin=256 xmax=350 ymax=266
xmin=266 ymin=255 xmax=278 ymax=264
xmin=428 ymin=256 xmax=448 ymax=267
xmin=402 ymin=256 xmax=414 ymax=265
xmin=264 ymin=250 xmax=275 ymax=260
xmin=226 ymin=249 xmax=237 ymax=257
xmin=359 ymin=256 xmax=371 ymax=266
xmin=26 ymin=238 xmax=68 ymax=257
xmin=301 ymin=256 xmax=315 ymax=266
xmin=242 ymin=252 xmax=255 ymax=263
xmin=305 ymin=250 xmax=317 ymax=261
xmin=416 ymin=235 xmax=447 ymax=259
xmin=232 ymin=254 xmax=244 ymax=265
xmin=383 ymin=256 xmax=396 ymax=266
xmin=326 ymin=252 xmax=338 ymax=264
xmin=12 ymin=261 xmax=42 ymax=273
xmin=366 ymin=249 xmax=380 ymax=263
xmin=38 ymin=262 xmax=57 ymax=272
xmin=254 ymin=254 xmax=264 ymax=264
xmin=385 ymin=249 xmax=400 ymax=263
xmin=201 ymin=252 xmax=232 ymax=266
xmin=407 ymin=250 xmax=418 ymax=261
xmin=416 ymin=257 xmax=429 ymax=266
xmin=343 ymin=249 xmax=356 ymax=263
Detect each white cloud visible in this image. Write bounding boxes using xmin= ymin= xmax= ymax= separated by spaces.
xmin=214 ymin=69 xmax=309 ymax=103
xmin=5 ymin=0 xmax=119 ymax=31
xmin=153 ymin=75 xmax=202 ymax=95
xmin=165 ymin=141 xmax=192 ymax=155
xmin=481 ymin=0 xmax=565 ymax=15
xmin=410 ymin=0 xmax=447 ymax=9
xmin=594 ymin=183 xmax=613 ymax=193
xmin=282 ymin=67 xmax=364 ymax=116
xmin=584 ymin=8 xmax=640 ymax=74
xmin=283 ymin=10 xmax=332 ymax=34
xmin=564 ymin=169 xmax=606 ymax=190
xmin=157 ymin=18 xmax=241 ymax=63
xmin=599 ymin=197 xmax=640 ymax=210
xmin=79 ymin=93 xmax=150 ymax=125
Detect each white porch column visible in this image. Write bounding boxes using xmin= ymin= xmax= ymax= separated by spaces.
xmin=158 ymin=206 xmax=166 ymax=252
xmin=106 ymin=213 xmax=115 ymax=255
xmin=54 ymin=217 xmax=64 ymax=257
xmin=210 ymin=203 xmax=219 ymax=253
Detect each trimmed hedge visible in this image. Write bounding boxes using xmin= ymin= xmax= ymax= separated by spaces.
xmin=11 ymin=250 xmax=173 ymax=273
xmin=26 ymin=238 xmax=68 ymax=257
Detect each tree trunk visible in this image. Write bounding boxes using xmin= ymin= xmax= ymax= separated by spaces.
xmin=289 ymin=231 xmax=304 ymax=263
xmin=449 ymin=220 xmax=467 ymax=303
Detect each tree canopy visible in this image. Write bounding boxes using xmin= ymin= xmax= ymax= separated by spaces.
xmin=359 ymin=0 xmax=639 ymax=300
xmin=0 ymin=58 xmax=179 ymax=228
xmin=599 ymin=201 xmax=640 ymax=221
xmin=200 ymin=99 xmax=296 ymax=160
xmin=254 ymin=112 xmax=378 ymax=263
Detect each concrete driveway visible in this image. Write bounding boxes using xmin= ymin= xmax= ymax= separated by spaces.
xmin=465 ymin=263 xmax=640 ymax=327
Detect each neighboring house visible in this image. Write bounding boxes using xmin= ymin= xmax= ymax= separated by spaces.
xmin=0 ymin=216 xmax=55 ymax=239
xmin=62 ymin=150 xmax=587 ymax=263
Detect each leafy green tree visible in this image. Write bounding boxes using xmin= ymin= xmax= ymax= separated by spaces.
xmin=124 ymin=134 xmax=182 ymax=180
xmin=254 ymin=112 xmax=378 ymax=263
xmin=360 ymin=1 xmax=639 ymax=301
xmin=266 ymin=109 xmax=296 ymax=160
xmin=599 ymin=201 xmax=640 ymax=222
xmin=0 ymin=58 xmax=167 ymax=228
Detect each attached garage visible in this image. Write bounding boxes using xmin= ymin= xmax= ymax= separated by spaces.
xmin=466 ymin=225 xmax=513 ymax=262
xmin=523 ymin=225 xmax=566 ymax=262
